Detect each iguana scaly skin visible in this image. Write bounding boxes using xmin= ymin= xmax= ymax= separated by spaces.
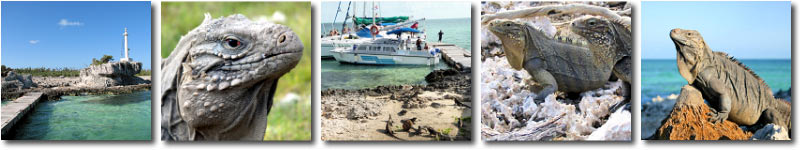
xmin=670 ymin=28 xmax=790 ymax=130
xmin=161 ymin=14 xmax=303 ymax=141
xmin=487 ymin=16 xmax=631 ymax=101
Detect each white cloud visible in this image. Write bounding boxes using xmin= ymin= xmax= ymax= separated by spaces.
xmin=29 ymin=40 xmax=39 ymax=45
xmin=58 ymin=19 xmax=83 ymax=27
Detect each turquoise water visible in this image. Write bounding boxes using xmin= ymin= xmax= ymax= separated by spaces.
xmin=642 ymin=59 xmax=791 ymax=103
xmin=10 ymin=90 xmax=151 ymax=140
xmin=321 ymin=18 xmax=471 ymax=90
xmin=322 ymin=60 xmax=450 ymax=90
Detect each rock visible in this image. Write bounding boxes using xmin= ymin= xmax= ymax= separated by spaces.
xmin=431 ymin=102 xmax=443 ymax=108
xmin=751 ymin=124 xmax=790 ymax=140
xmin=653 ymin=85 xmax=752 ymax=140
xmin=79 ymin=61 xmax=149 ymax=87
xmin=2 ymin=71 xmax=37 ymax=92
xmin=397 ymin=110 xmax=408 ymax=116
xmin=774 ymin=88 xmax=791 ymax=102
xmin=481 ymin=57 xmax=629 ymax=141
xmin=641 ymin=98 xmax=676 ymax=139
xmin=587 ymin=109 xmax=631 ymax=140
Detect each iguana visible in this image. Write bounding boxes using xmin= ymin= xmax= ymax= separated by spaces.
xmin=161 ymin=14 xmax=303 ymax=141
xmin=486 ymin=15 xmax=631 ymax=101
xmin=670 ymin=28 xmax=791 ymax=130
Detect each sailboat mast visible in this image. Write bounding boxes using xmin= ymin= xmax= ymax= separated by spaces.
xmin=331 ymin=1 xmax=341 ymax=35
xmin=342 ymin=1 xmax=351 ymax=31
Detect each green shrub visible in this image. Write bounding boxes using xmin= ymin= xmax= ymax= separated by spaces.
xmin=91 ymin=55 xmax=114 ymax=65
xmin=10 ymin=67 xmax=80 ymax=77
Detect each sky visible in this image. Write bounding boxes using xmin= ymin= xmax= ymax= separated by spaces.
xmin=642 ymin=1 xmax=790 ymax=59
xmin=321 ymin=1 xmax=470 ymax=23
xmin=2 ymin=1 xmax=152 ymax=69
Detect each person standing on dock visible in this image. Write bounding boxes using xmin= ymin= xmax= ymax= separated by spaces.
xmin=438 ymin=30 xmax=444 ymax=42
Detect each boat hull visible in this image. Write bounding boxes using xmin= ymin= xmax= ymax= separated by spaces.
xmin=331 ymin=52 xmax=440 ymax=65
xmin=321 ymin=38 xmax=373 ymax=59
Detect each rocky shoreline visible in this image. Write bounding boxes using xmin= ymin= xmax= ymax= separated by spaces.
xmin=321 ymin=69 xmax=472 ymax=141
xmin=1 ymin=75 xmax=151 ymax=101
xmin=2 ymin=61 xmax=152 ymax=101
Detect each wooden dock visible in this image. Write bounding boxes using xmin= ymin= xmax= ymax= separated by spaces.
xmin=430 ymin=42 xmax=472 ymax=71
xmin=1 ymin=92 xmax=44 ymax=136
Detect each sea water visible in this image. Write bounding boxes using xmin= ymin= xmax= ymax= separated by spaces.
xmin=11 ymin=90 xmax=151 ymax=140
xmin=642 ymin=59 xmax=791 ymax=104
xmin=321 ymin=18 xmax=471 ymax=90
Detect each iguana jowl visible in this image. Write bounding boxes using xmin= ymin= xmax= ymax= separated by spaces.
xmin=670 ymin=28 xmax=790 ymax=129
xmin=487 ymin=16 xmax=631 ymax=101
xmin=161 ymin=14 xmax=303 ymax=140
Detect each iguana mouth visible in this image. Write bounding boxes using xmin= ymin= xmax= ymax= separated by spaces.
xmin=551 ymin=34 xmax=589 ymax=47
xmin=670 ymin=29 xmax=692 ymax=48
xmin=188 ymin=49 xmax=301 ymax=91
xmin=217 ymin=50 xmax=301 ymax=71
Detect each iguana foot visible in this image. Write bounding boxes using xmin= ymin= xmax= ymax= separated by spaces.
xmin=707 ymin=111 xmax=728 ymax=124
xmin=532 ymin=92 xmax=552 ymax=104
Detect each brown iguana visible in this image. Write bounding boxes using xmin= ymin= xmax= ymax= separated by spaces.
xmin=486 ymin=15 xmax=631 ymax=101
xmin=161 ymin=14 xmax=303 ymax=140
xmin=670 ymin=28 xmax=791 ymax=130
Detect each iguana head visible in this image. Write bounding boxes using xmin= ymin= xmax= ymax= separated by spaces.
xmin=172 ymin=14 xmax=303 ymax=130
xmin=489 ymin=19 xmax=591 ymax=70
xmin=182 ymin=14 xmax=303 ymax=91
xmin=487 ymin=19 xmax=529 ymax=70
xmin=670 ymin=28 xmax=712 ymax=84
xmin=570 ymin=16 xmax=616 ymax=51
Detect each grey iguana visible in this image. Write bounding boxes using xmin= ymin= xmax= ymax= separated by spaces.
xmin=670 ymin=28 xmax=790 ymax=130
xmin=486 ymin=15 xmax=631 ymax=101
xmin=161 ymin=14 xmax=303 ymax=141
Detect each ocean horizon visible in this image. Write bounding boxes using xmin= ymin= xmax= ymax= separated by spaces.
xmin=641 ymin=59 xmax=791 ymax=104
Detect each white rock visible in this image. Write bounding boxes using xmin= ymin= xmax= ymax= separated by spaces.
xmin=751 ymin=124 xmax=790 ymax=140
xmin=481 ymin=57 xmax=630 ymax=141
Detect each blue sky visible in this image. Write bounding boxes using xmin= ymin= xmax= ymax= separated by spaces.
xmin=642 ymin=1 xmax=790 ymax=59
xmin=2 ymin=1 xmax=152 ymax=69
xmin=321 ymin=1 xmax=470 ymax=23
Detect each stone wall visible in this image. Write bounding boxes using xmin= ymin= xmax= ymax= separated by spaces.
xmin=79 ymin=61 xmax=149 ymax=87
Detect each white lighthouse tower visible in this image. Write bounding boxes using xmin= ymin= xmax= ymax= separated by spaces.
xmin=121 ymin=28 xmax=132 ymax=62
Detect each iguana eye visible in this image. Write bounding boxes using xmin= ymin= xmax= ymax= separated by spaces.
xmin=223 ymin=36 xmax=242 ymax=49
xmin=505 ymin=23 xmax=511 ymax=27
xmin=588 ymin=20 xmax=596 ymax=26
xmin=278 ymin=34 xmax=287 ymax=44
xmin=687 ymin=32 xmax=692 ymax=36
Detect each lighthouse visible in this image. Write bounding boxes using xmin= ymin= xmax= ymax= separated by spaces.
xmin=121 ymin=28 xmax=131 ymax=62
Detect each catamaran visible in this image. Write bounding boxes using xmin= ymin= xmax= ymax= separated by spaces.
xmin=331 ymin=38 xmax=440 ymax=65
xmin=322 ymin=1 xmax=427 ymax=59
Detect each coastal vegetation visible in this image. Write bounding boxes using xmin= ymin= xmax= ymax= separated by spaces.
xmin=91 ymin=55 xmax=114 ymax=65
xmin=2 ymin=65 xmax=80 ymax=77
xmin=136 ymin=69 xmax=151 ymax=76
xmin=1 ymin=54 xmax=151 ymax=77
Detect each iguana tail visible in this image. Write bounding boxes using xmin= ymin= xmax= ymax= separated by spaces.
xmin=774 ymin=99 xmax=792 ymax=130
